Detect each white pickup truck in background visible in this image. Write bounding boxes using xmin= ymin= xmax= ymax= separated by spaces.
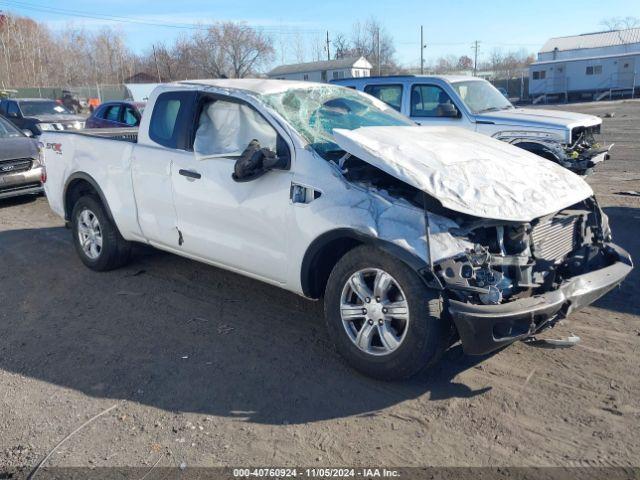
xmin=41 ymin=79 xmax=632 ymax=380
xmin=333 ymin=75 xmax=611 ymax=174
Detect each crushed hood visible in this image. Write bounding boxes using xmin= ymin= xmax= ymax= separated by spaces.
xmin=477 ymin=107 xmax=601 ymax=130
xmin=332 ymin=126 xmax=593 ymax=222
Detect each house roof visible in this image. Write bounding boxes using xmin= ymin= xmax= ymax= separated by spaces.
xmin=267 ymin=56 xmax=371 ymax=76
xmin=540 ymin=27 xmax=640 ymax=53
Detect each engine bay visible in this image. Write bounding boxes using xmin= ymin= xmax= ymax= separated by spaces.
xmin=433 ymin=198 xmax=612 ymax=305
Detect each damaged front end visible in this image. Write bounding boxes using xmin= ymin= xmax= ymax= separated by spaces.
xmin=498 ymin=125 xmax=611 ymax=175
xmin=564 ymin=125 xmax=611 ymax=173
xmin=429 ymin=199 xmax=632 ymax=354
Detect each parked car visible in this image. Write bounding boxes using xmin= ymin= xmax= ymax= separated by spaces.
xmin=85 ymin=101 xmax=145 ymax=129
xmin=332 ymin=75 xmax=610 ymax=174
xmin=41 ymin=80 xmax=632 ymax=380
xmin=58 ymin=90 xmax=84 ymax=114
xmin=0 ymin=98 xmax=85 ymax=137
xmin=0 ymin=114 xmax=44 ymax=200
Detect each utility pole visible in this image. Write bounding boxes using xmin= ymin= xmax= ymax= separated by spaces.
xmin=377 ymin=27 xmax=381 ymax=76
xmin=420 ymin=25 xmax=426 ymax=75
xmin=472 ymin=40 xmax=480 ymax=77
xmin=326 ymin=31 xmax=331 ymax=61
xmin=152 ymin=44 xmax=162 ymax=82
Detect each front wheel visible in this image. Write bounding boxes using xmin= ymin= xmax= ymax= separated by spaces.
xmin=324 ymin=245 xmax=450 ymax=380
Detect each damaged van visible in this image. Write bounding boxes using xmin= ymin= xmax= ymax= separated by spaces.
xmin=42 ymin=80 xmax=632 ymax=380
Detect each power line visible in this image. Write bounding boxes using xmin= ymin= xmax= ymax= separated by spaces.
xmin=0 ymin=0 xmax=325 ymax=35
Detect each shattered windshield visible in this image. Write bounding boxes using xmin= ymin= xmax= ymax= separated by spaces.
xmin=261 ymin=85 xmax=413 ymax=158
xmin=451 ymin=80 xmax=513 ymax=114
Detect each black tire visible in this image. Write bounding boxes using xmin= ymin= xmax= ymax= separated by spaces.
xmin=324 ymin=245 xmax=450 ymax=380
xmin=71 ymin=195 xmax=131 ymax=271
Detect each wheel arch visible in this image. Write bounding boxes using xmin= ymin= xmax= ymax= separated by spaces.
xmin=300 ymin=228 xmax=438 ymax=299
xmin=64 ymin=172 xmax=115 ymax=224
xmin=512 ymin=140 xmax=563 ymax=162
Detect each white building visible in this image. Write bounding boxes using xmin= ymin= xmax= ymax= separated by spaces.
xmin=529 ymin=28 xmax=640 ymax=101
xmin=267 ymin=56 xmax=372 ymax=82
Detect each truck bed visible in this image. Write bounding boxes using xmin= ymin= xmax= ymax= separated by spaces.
xmin=51 ymin=127 xmax=138 ymax=143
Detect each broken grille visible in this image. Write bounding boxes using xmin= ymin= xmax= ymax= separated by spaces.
xmin=0 ymin=158 xmax=32 ymax=175
xmin=531 ymin=215 xmax=581 ymax=263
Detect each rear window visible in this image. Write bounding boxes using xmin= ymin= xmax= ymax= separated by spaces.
xmin=364 ymin=84 xmax=403 ymax=111
xmin=149 ymin=91 xmax=196 ymax=149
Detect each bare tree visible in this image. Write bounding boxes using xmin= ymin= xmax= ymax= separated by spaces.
xmin=332 ymin=33 xmax=351 ymax=59
xmin=331 ymin=18 xmax=400 ymax=74
xmin=0 ymin=12 xmax=276 ymax=88
xmin=483 ymin=48 xmax=534 ymax=79
xmin=218 ymin=23 xmax=274 ymax=78
xmin=600 ymin=16 xmax=640 ymax=30
xmin=293 ymin=32 xmax=306 ymax=63
xmin=457 ymin=55 xmax=473 ymax=70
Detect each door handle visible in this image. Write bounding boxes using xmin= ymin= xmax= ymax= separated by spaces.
xmin=179 ymin=169 xmax=201 ymax=180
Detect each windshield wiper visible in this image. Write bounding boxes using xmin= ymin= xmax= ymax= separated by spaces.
xmin=477 ymin=105 xmax=514 ymax=114
xmin=477 ymin=106 xmax=501 ymax=113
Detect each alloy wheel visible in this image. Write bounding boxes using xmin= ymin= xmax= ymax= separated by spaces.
xmin=339 ymin=268 xmax=410 ymax=356
xmin=77 ymin=208 xmax=103 ymax=260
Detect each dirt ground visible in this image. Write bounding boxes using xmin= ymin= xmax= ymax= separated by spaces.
xmin=0 ymin=99 xmax=639 ymax=475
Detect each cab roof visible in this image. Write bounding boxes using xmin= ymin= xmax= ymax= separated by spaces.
xmin=177 ymin=78 xmax=339 ymax=95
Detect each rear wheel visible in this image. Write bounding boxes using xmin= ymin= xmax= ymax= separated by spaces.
xmin=324 ymin=245 xmax=450 ymax=380
xmin=71 ymin=196 xmax=131 ymax=271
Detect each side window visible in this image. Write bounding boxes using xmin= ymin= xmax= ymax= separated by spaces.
xmin=105 ymin=105 xmax=121 ymax=122
xmin=7 ymin=102 xmax=20 ymax=117
xmin=410 ymin=84 xmax=456 ymax=118
xmin=533 ymin=70 xmax=546 ymax=80
xmin=193 ymin=99 xmax=277 ymax=158
xmin=122 ymin=106 xmax=139 ymax=126
xmin=364 ymin=84 xmax=403 ymax=111
xmin=149 ymin=91 xmax=196 ymax=150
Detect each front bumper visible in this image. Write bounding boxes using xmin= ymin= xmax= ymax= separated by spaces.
xmin=567 ymin=147 xmax=611 ymax=174
xmin=0 ymin=166 xmax=44 ymax=200
xmin=448 ymin=243 xmax=633 ymax=355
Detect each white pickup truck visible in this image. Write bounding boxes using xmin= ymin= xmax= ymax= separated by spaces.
xmin=42 ymin=79 xmax=632 ymax=380
xmin=333 ymin=75 xmax=611 ymax=174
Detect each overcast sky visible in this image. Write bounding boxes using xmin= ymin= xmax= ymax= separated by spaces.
xmin=2 ymin=0 xmax=638 ymax=67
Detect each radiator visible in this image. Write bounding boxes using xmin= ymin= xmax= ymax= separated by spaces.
xmin=531 ymin=214 xmax=581 ymax=263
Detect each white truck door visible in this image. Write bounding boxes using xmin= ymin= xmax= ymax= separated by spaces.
xmin=407 ymin=83 xmax=470 ymax=129
xmin=171 ymin=96 xmax=292 ymax=283
xmin=132 ymin=90 xmax=197 ymax=247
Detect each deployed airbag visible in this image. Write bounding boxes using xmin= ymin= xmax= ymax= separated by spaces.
xmin=194 ymin=100 xmax=277 ymax=158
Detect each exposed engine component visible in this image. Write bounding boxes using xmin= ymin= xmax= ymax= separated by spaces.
xmin=434 ymin=198 xmax=609 ymax=306
xmin=437 ymin=247 xmax=514 ymax=305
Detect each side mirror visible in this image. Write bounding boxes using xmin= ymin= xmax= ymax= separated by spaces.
xmin=22 ymin=129 xmax=33 ymax=137
xmin=438 ymin=103 xmax=459 ymax=118
xmin=232 ymin=136 xmax=290 ymax=183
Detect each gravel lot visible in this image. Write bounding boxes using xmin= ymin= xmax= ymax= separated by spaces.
xmin=1 ymin=99 xmax=639 ymax=475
